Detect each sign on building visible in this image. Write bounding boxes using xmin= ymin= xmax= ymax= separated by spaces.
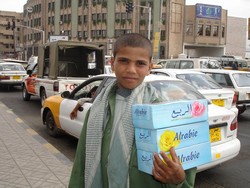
xmin=196 ymin=4 xmax=222 ymax=20
xmin=49 ymin=35 xmax=68 ymax=42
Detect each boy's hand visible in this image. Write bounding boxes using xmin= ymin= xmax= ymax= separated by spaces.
xmin=152 ymin=147 xmax=185 ymax=185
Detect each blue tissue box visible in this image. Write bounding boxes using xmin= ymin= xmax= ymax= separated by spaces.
xmin=137 ymin=141 xmax=212 ymax=175
xmin=135 ymin=121 xmax=209 ymax=152
xmin=132 ymin=99 xmax=208 ymax=129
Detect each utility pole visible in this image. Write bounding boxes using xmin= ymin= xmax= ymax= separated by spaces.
xmin=125 ymin=2 xmax=152 ymax=40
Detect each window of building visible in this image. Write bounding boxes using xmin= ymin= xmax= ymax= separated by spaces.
xmin=213 ymin=25 xmax=219 ymax=37
xmin=83 ymin=15 xmax=88 ymax=23
xmin=83 ymin=31 xmax=88 ymax=38
xmin=78 ymin=0 xmax=82 ymax=6
xmin=197 ymin=24 xmax=203 ymax=36
xmin=161 ymin=30 xmax=166 ymax=40
xmin=77 ymin=31 xmax=82 ymax=37
xmin=222 ymin=26 xmax=225 ymax=38
xmin=186 ymin=24 xmax=193 ymax=35
xmin=78 ymin=16 xmax=82 ymax=24
xmin=205 ymin=25 xmax=211 ymax=36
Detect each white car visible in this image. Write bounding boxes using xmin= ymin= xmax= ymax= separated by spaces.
xmin=0 ymin=62 xmax=27 ymax=87
xmin=196 ymin=69 xmax=250 ymax=115
xmin=150 ymin=69 xmax=238 ymax=116
xmin=41 ymin=74 xmax=240 ymax=172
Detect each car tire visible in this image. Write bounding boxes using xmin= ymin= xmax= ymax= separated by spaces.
xmin=40 ymin=89 xmax=47 ymax=106
xmin=22 ymin=85 xmax=31 ymax=101
xmin=238 ymin=108 xmax=245 ymax=115
xmin=45 ymin=110 xmax=59 ymax=137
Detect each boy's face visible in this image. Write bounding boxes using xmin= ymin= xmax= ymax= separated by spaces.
xmin=111 ymin=46 xmax=152 ymax=89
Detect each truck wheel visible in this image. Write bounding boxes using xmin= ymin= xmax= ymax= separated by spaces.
xmin=22 ymin=85 xmax=31 ymax=101
xmin=45 ymin=111 xmax=59 ymax=137
xmin=40 ymin=89 xmax=47 ymax=106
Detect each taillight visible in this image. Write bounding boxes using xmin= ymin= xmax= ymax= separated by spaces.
xmin=53 ymin=81 xmax=59 ymax=92
xmin=230 ymin=116 xmax=238 ymax=131
xmin=232 ymin=91 xmax=238 ymax=106
xmin=0 ymin=75 xmax=10 ymax=80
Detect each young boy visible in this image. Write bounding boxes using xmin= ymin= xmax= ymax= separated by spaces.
xmin=69 ymin=33 xmax=196 ymax=188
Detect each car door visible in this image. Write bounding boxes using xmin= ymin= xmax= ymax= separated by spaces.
xmin=58 ymin=76 xmax=114 ymax=139
xmin=26 ymin=63 xmax=38 ymax=94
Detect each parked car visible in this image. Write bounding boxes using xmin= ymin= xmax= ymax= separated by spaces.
xmin=156 ymin=58 xmax=221 ymax=69
xmin=197 ymin=69 xmax=250 ymax=115
xmin=0 ymin=62 xmax=27 ymax=87
xmin=150 ymin=69 xmax=238 ymax=115
xmin=41 ymin=74 xmax=240 ymax=172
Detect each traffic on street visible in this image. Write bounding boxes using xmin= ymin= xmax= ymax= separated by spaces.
xmin=0 ymin=85 xmax=249 ymax=187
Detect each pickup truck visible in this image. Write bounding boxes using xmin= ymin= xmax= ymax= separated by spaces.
xmin=22 ymin=40 xmax=105 ymax=105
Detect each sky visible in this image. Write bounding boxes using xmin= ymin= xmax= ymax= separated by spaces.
xmin=0 ymin=0 xmax=249 ymax=19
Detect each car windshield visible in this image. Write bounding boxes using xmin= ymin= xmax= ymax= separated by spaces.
xmin=0 ymin=64 xmax=25 ymax=71
xmin=176 ymin=74 xmax=222 ymax=90
xmin=232 ymin=73 xmax=250 ymax=87
xmin=149 ymin=80 xmax=205 ymax=102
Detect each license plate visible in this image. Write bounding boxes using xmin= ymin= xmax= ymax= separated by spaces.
xmin=210 ymin=127 xmax=221 ymax=143
xmin=12 ymin=76 xmax=21 ymax=80
xmin=212 ymin=99 xmax=224 ymax=107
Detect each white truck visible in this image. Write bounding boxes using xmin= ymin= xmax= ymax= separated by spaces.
xmin=22 ymin=40 xmax=105 ymax=105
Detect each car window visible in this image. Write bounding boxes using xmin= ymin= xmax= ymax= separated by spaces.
xmin=177 ymin=74 xmax=222 ymax=89
xmin=206 ymin=73 xmax=234 ymax=88
xmin=149 ymin=80 xmax=205 ymax=102
xmin=232 ymin=73 xmax=250 ymax=87
xmin=0 ymin=64 xmax=25 ymax=71
xmin=74 ymin=80 xmax=102 ymax=100
xmin=180 ymin=60 xmax=193 ymax=69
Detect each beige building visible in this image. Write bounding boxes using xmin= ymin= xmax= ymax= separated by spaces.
xmin=21 ymin=0 xmax=186 ymax=59
xmin=0 ymin=11 xmax=23 ymax=59
xmin=184 ymin=4 xmax=227 ymax=58
xmin=1 ymin=0 xmax=247 ymax=60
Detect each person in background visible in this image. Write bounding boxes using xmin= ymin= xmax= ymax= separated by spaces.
xmin=70 ymin=86 xmax=98 ymax=120
xmin=69 ymin=33 xmax=196 ymax=188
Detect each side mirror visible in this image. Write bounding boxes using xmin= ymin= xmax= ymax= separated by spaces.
xmin=61 ymin=91 xmax=70 ymax=98
xmin=27 ymin=69 xmax=32 ymax=76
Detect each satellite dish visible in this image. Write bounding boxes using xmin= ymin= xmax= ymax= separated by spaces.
xmin=27 ymin=6 xmax=33 ymax=13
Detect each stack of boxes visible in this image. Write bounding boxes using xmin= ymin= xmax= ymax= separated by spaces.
xmin=132 ymin=99 xmax=212 ymax=174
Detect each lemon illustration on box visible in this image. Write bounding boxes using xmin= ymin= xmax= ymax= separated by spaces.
xmin=133 ymin=99 xmax=212 ymax=175
xmin=159 ymin=130 xmax=180 ymax=152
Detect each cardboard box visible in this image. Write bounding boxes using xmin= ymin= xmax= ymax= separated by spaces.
xmin=132 ymin=99 xmax=208 ymax=129
xmin=135 ymin=121 xmax=209 ymax=152
xmin=137 ymin=141 xmax=212 ymax=175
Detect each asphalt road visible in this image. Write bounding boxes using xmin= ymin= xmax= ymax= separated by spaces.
xmin=1 ymin=85 xmax=250 ymax=187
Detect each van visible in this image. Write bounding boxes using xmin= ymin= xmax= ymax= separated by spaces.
xmin=158 ymin=58 xmax=221 ymax=69
xmin=218 ymin=56 xmax=249 ymax=71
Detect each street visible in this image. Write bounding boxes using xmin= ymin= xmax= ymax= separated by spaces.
xmin=0 ymin=86 xmax=250 ymax=187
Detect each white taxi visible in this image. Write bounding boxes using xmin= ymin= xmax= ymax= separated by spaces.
xmin=197 ymin=69 xmax=250 ymax=115
xmin=41 ymin=74 xmax=240 ymax=172
xmin=150 ymin=69 xmax=238 ymax=116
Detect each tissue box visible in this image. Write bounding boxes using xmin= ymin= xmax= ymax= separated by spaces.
xmin=135 ymin=121 xmax=209 ymax=152
xmin=137 ymin=141 xmax=212 ymax=175
xmin=132 ymin=99 xmax=208 ymax=129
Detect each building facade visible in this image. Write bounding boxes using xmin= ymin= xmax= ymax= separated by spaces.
xmin=0 ymin=11 xmax=23 ymax=59
xmin=1 ymin=0 xmax=247 ymax=61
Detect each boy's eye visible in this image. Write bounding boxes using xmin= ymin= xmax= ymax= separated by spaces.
xmin=137 ymin=61 xmax=147 ymax=66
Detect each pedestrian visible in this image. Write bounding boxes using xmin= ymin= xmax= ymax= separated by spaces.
xmin=68 ymin=33 xmax=196 ymax=188
xmin=70 ymin=86 xmax=98 ymax=120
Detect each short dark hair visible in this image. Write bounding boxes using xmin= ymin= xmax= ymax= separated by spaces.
xmin=113 ymin=33 xmax=153 ymax=61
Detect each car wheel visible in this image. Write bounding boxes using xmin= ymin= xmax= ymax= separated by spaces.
xmin=238 ymin=108 xmax=245 ymax=115
xmin=40 ymin=89 xmax=47 ymax=106
xmin=45 ymin=111 xmax=59 ymax=137
xmin=22 ymin=85 xmax=31 ymax=101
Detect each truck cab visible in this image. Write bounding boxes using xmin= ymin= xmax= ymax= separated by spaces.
xmin=22 ymin=40 xmax=105 ymax=105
